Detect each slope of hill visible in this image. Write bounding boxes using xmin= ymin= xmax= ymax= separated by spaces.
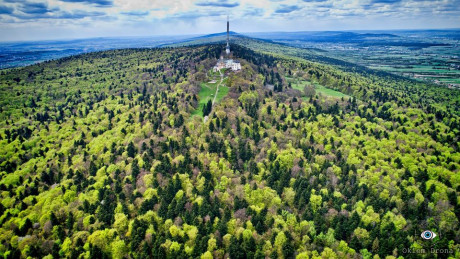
xmin=0 ymin=41 xmax=459 ymax=258
xmin=244 ymin=30 xmax=460 ymax=88
xmin=0 ymin=36 xmax=198 ymax=70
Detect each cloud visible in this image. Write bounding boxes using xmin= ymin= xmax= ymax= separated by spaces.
xmin=3 ymin=0 xmax=25 ymax=2
xmin=20 ymin=2 xmax=55 ymax=14
xmin=1 ymin=0 xmax=460 ymax=41
xmin=58 ymin=10 xmax=106 ymax=19
xmin=316 ymin=3 xmax=332 ymax=8
xmin=0 ymin=0 xmax=113 ymax=20
xmin=244 ymin=8 xmax=265 ymax=16
xmin=0 ymin=5 xmax=14 ymax=14
xmin=59 ymin=0 xmax=114 ymax=7
xmin=371 ymin=0 xmax=401 ymax=3
xmin=120 ymin=10 xmax=149 ymax=16
xmin=11 ymin=8 xmax=106 ymax=20
xmin=361 ymin=4 xmax=374 ymax=10
xmin=195 ymin=1 xmax=239 ymax=8
xmin=170 ymin=10 xmax=224 ymax=20
xmin=275 ymin=4 xmax=300 ymax=13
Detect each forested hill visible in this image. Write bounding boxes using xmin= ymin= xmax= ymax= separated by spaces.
xmin=0 ymin=43 xmax=459 ymax=258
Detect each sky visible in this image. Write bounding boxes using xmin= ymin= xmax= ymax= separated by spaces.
xmin=0 ymin=0 xmax=459 ymax=41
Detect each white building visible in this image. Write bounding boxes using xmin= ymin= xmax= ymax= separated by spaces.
xmin=213 ymin=57 xmax=241 ymax=72
xmin=226 ymin=59 xmax=241 ymax=71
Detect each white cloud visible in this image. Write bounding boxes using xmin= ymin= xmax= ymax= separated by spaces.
xmin=0 ymin=0 xmax=458 ymax=41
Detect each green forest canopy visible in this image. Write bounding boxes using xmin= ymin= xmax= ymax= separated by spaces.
xmin=0 ymin=42 xmax=459 ymax=258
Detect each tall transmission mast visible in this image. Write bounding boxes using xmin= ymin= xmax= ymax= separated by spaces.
xmin=226 ymin=15 xmax=230 ymax=56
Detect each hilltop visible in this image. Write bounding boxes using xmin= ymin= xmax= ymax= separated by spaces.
xmin=0 ymin=40 xmax=459 ymax=258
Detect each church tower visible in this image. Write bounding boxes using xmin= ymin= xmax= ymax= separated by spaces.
xmin=225 ymin=16 xmax=230 ymax=56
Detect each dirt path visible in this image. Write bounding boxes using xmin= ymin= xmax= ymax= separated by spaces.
xmin=204 ymin=70 xmax=225 ymax=123
xmin=212 ymin=69 xmax=224 ymax=105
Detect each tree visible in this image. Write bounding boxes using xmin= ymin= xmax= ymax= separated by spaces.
xmin=310 ymin=193 xmax=322 ymax=213
xmin=372 ymin=238 xmax=379 ymax=254
xmin=132 ymin=159 xmax=140 ymax=180
xmin=274 ymin=231 xmax=287 ymax=257
xmin=229 ymin=236 xmax=244 ymax=259
xmin=203 ymin=100 xmax=212 ymax=116
xmin=89 ymin=161 xmax=98 ymax=176
xmin=127 ymin=142 xmax=136 ymax=158
xmin=114 ymin=213 xmax=129 ymax=236
xmin=303 ymin=85 xmax=316 ymax=97
xmin=201 ymin=251 xmax=213 ymax=259
xmin=131 ymin=219 xmax=148 ymax=252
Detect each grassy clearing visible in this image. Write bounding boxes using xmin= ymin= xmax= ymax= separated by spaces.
xmin=287 ymin=76 xmax=309 ymax=91
xmin=192 ymin=69 xmax=229 ymax=118
xmin=191 ymin=82 xmax=213 ymax=117
xmin=314 ymin=84 xmax=349 ymax=98
xmin=216 ymin=85 xmax=229 ymax=101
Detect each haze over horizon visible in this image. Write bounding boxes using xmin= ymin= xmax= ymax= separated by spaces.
xmin=0 ymin=0 xmax=459 ymax=42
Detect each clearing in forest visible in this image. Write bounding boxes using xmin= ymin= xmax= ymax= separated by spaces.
xmin=192 ymin=68 xmax=229 ymax=118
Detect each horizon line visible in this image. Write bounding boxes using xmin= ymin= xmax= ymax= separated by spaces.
xmin=1 ymin=28 xmax=460 ymax=43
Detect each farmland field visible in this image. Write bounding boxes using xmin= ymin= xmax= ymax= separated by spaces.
xmin=249 ymin=30 xmax=460 ymax=88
